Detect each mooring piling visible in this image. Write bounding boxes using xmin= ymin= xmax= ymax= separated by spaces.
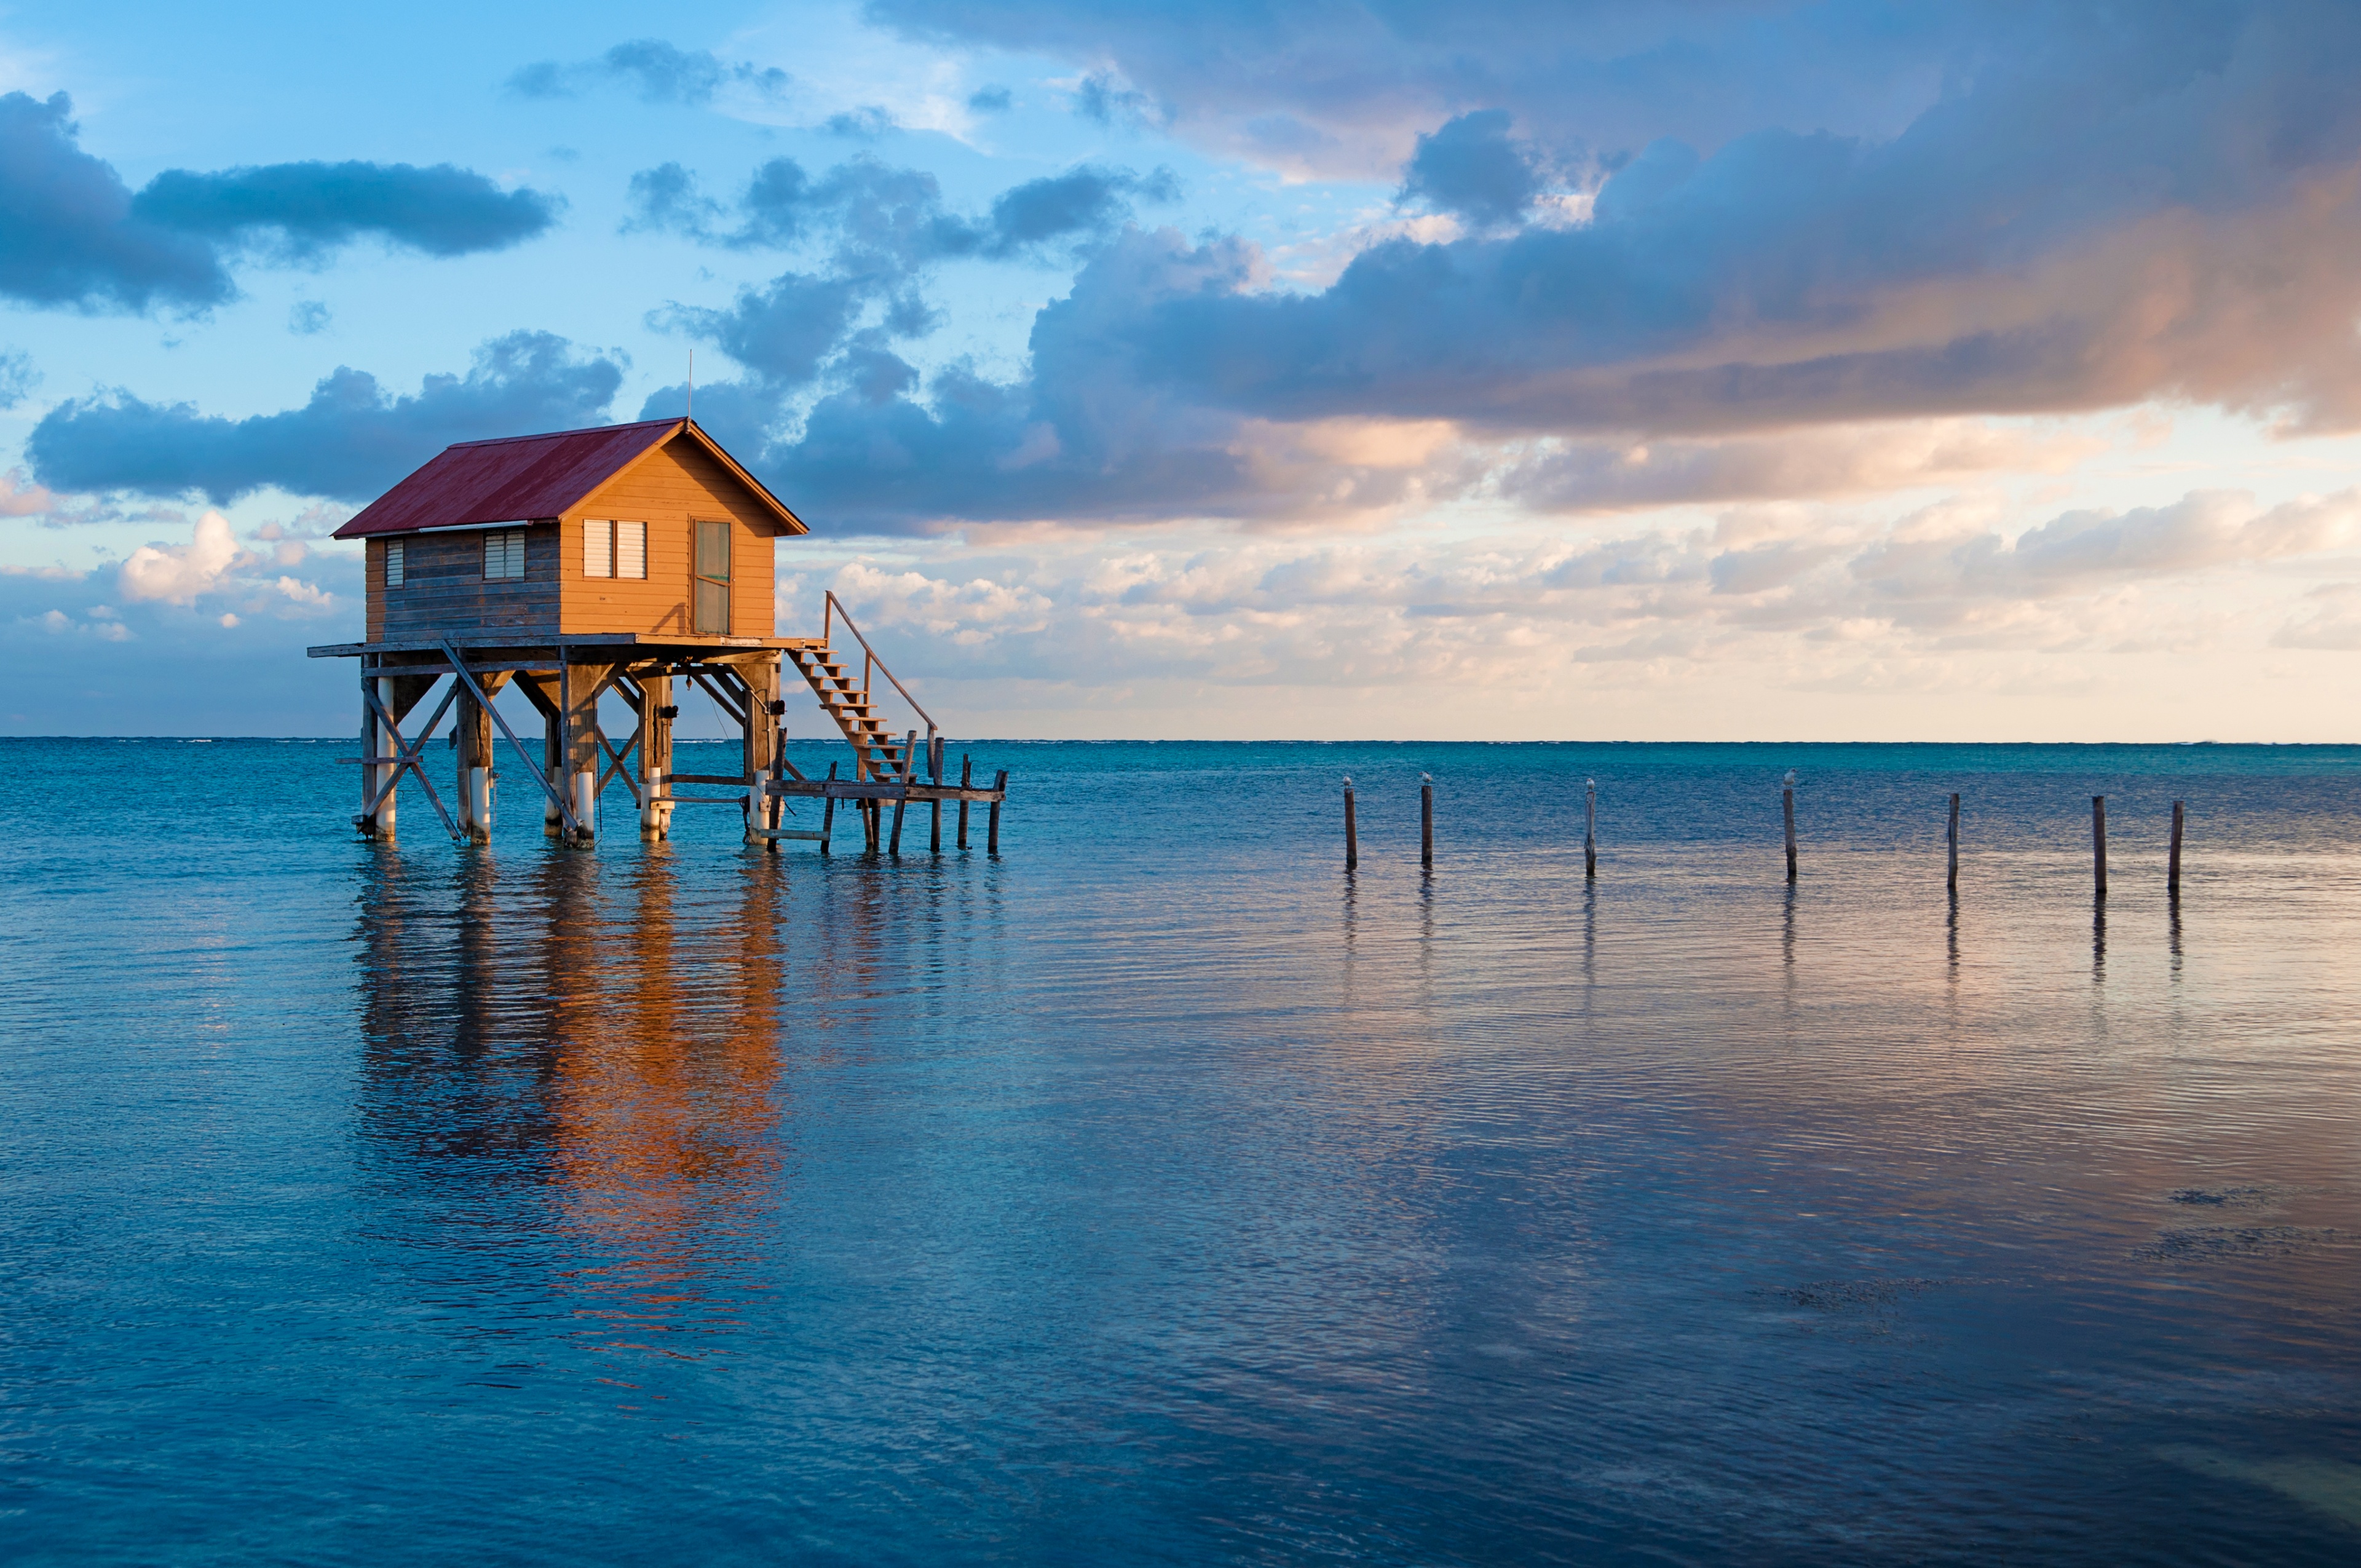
xmin=1947 ymin=792 xmax=1960 ymax=892
xmin=958 ymin=754 xmax=972 ymax=849
xmin=1343 ymin=776 xmax=1359 ymax=870
xmin=2092 ymin=795 xmax=2108 ymax=898
xmin=930 ymin=734 xmax=944 ymax=853
xmin=2169 ymin=799 xmax=2185 ymax=897
xmin=376 ymin=676 xmax=400 ymax=841
xmin=1420 ymin=774 xmax=1434 ymax=867
xmin=989 ymin=769 xmax=1007 ymax=854
xmin=1782 ymin=770 xmax=1798 ymax=882
xmin=820 ymin=761 xmax=837 ymax=853
xmin=889 ymin=728 xmax=915 ymax=854
xmin=1584 ymin=778 xmax=1597 ymax=879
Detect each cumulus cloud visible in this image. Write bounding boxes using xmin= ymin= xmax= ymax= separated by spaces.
xmin=129 ymin=161 xmax=561 ymax=261
xmin=1398 ymin=111 xmax=1549 ymax=228
xmin=869 ymin=0 xmax=1966 ymax=178
xmin=0 ymin=90 xmax=561 ymax=314
xmin=0 ymin=466 xmax=59 ymax=517
xmin=785 ymin=482 xmax=2361 ymax=707
xmin=28 ymin=331 xmax=623 ymax=502
xmin=0 ymin=347 xmax=37 ymax=407
xmin=0 ymin=91 xmax=227 ymax=310
xmin=114 ymin=511 xmax=341 ymax=616
xmin=506 ymin=39 xmax=789 ymax=106
xmin=1499 ymin=421 xmax=2103 ymax=512
xmin=119 ymin=510 xmax=241 ymax=604
xmin=622 ymin=156 xmax=1181 ymax=470
xmin=625 ymin=152 xmax=1179 ymax=261
xmin=2273 ymin=583 xmax=2361 ymax=649
xmin=856 ymin=2 xmax=2361 ymax=451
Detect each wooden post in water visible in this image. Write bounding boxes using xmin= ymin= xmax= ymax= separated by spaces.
xmin=890 ymin=729 xmax=914 ymax=854
xmin=819 ymin=761 xmax=837 ymax=854
xmin=1343 ymin=776 xmax=1358 ymax=871
xmin=376 ymin=675 xmax=400 ymax=841
xmin=957 ymin=754 xmax=971 ymax=850
xmin=1420 ymin=774 xmax=1433 ymax=867
xmin=2169 ymin=799 xmax=2185 ymax=898
xmin=1947 ymin=793 xmax=1960 ymax=892
xmin=930 ymin=735 xmax=944 ymax=853
xmin=1782 ymin=770 xmax=1798 ymax=882
xmin=988 ymin=769 xmax=1006 ymax=855
xmin=2092 ymin=795 xmax=2108 ymax=898
xmin=1584 ymin=778 xmax=1597 ymax=879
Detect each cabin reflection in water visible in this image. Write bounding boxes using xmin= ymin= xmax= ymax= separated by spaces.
xmin=353 ymin=853 xmax=820 ymax=1346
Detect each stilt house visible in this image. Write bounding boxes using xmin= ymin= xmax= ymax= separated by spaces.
xmin=310 ymin=418 xmax=1003 ymax=853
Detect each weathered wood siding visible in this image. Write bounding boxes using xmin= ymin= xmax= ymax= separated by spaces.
xmin=561 ymin=435 xmax=780 ymax=638
xmin=370 ymin=525 xmax=560 ymax=641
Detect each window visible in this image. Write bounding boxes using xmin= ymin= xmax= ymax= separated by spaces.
xmin=484 ymin=528 xmax=526 ymax=580
xmin=693 ymin=520 xmax=730 ymax=634
xmin=384 ymin=537 xmax=405 ymax=588
xmin=582 ymin=520 xmax=647 ymax=580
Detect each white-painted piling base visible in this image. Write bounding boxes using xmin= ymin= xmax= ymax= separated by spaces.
xmin=641 ymin=766 xmax=668 ymax=840
xmin=573 ymin=770 xmax=598 ymax=844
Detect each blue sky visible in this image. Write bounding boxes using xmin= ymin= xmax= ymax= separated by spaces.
xmin=6 ymin=0 xmax=2361 ymax=739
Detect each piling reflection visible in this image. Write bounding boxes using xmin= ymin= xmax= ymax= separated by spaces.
xmin=2092 ymin=900 xmax=2108 ymax=981
xmin=352 ymin=846 xmax=801 ymax=1361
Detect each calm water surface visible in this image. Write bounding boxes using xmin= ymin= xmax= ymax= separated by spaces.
xmin=5 ymin=738 xmax=2361 ymax=1564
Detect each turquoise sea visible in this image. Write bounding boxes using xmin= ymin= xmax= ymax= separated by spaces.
xmin=5 ymin=738 xmax=2361 ymax=1563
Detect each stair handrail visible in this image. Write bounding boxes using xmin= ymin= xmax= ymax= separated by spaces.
xmin=823 ymin=591 xmax=936 ymax=740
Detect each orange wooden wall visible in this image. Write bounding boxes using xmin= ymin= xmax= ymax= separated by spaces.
xmin=560 ymin=436 xmax=782 ymax=638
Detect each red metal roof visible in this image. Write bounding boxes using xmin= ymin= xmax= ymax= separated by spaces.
xmin=331 ymin=419 xmax=802 ymax=539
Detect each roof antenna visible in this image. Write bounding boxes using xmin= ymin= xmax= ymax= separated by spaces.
xmin=687 ymin=349 xmax=693 ymax=425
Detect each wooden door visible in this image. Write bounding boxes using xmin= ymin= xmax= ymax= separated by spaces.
xmin=693 ymin=519 xmax=731 ymax=635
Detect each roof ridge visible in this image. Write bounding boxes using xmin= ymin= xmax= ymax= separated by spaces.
xmin=447 ymin=418 xmax=681 ymax=451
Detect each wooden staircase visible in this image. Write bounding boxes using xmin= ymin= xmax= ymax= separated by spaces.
xmin=783 ymin=595 xmax=935 ymax=783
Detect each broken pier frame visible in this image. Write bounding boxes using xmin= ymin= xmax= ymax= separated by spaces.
xmin=756 ymin=760 xmax=1008 ymax=856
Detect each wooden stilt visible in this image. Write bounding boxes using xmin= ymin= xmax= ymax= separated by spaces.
xmin=930 ymin=734 xmax=943 ymax=853
xmin=639 ymin=673 xmax=673 ymax=840
xmin=957 ymin=754 xmax=971 ymax=849
xmin=820 ymin=761 xmax=837 ymax=853
xmin=988 ymin=770 xmax=1005 ymax=855
xmin=1947 ymin=792 xmax=1960 ymax=892
xmin=558 ymin=660 xmax=617 ymax=847
xmin=1421 ymin=774 xmax=1433 ymax=867
xmin=376 ymin=676 xmax=400 ymax=840
xmin=1343 ymin=777 xmax=1358 ymax=871
xmin=358 ymin=671 xmax=379 ymax=837
xmin=511 ymin=673 xmax=566 ymax=839
xmin=888 ymin=730 xmax=913 ymax=854
xmin=543 ymin=705 xmax=563 ymax=839
xmin=741 ymin=655 xmax=783 ymax=845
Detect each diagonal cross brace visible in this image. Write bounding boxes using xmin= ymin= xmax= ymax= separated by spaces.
xmin=440 ymin=639 xmax=583 ymax=837
xmin=360 ymin=678 xmax=463 ymax=840
xmin=598 ymin=724 xmax=643 ymax=806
